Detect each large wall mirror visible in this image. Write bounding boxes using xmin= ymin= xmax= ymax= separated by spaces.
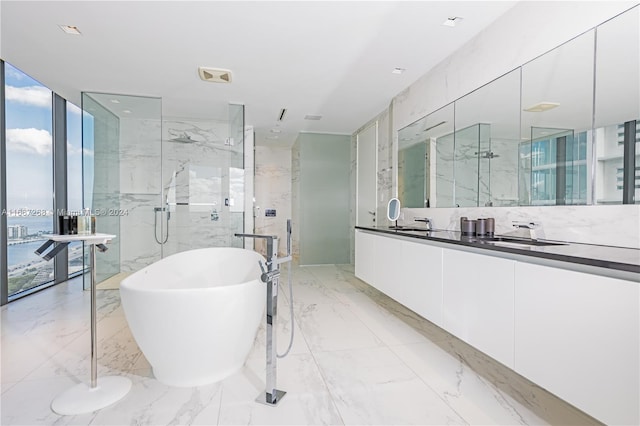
xmin=398 ymin=5 xmax=639 ymax=208
xmin=398 ymin=104 xmax=454 ymax=207
xmin=594 ymin=6 xmax=639 ymax=204
xmin=520 ymin=29 xmax=594 ymax=206
xmin=455 ymin=68 xmax=520 ymax=207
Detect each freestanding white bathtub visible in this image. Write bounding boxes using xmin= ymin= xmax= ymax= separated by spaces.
xmin=120 ymin=247 xmax=265 ymax=387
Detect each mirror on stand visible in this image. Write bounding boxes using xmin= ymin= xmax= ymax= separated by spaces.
xmin=387 ymin=198 xmax=401 ymax=228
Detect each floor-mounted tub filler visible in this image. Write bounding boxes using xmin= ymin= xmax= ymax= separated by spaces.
xmin=235 ymin=219 xmax=294 ymax=406
xmin=120 ymin=247 xmax=266 ymax=387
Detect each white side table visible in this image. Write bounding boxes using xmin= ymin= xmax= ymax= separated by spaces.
xmin=37 ymin=234 xmax=132 ymax=415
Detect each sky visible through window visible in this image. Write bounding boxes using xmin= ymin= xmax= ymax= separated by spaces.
xmin=5 ymin=63 xmax=83 ymax=210
xmin=4 ymin=62 xmax=85 ymax=294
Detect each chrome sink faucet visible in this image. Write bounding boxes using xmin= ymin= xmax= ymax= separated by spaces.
xmin=510 ymin=221 xmax=545 ymax=240
xmin=414 ymin=217 xmax=433 ymax=230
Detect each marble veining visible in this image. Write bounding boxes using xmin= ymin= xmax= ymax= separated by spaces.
xmin=401 ymin=204 xmax=640 ymax=249
xmin=254 ymin=146 xmax=292 ymax=258
xmin=1 ymin=264 xmax=598 ymax=425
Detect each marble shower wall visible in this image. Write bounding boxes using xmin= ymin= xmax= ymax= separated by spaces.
xmin=117 ymin=118 xmax=162 ymax=273
xmin=86 ymin=100 xmax=122 ymax=283
xmin=114 ymin=117 xmax=247 ymax=273
xmin=162 ymin=118 xmax=244 ymax=257
xmin=254 ymin=145 xmax=292 ymax=258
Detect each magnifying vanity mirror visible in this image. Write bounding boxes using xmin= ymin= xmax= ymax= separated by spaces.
xmin=387 ymin=198 xmax=401 ymax=225
xmin=397 ymin=5 xmax=639 ymax=208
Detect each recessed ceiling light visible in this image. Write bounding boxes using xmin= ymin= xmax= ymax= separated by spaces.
xmin=270 ymin=129 xmax=281 ymax=133
xmin=266 ymin=135 xmax=279 ymax=140
xmin=122 ymin=110 xmax=132 ymax=114
xmin=59 ymin=25 xmax=81 ymax=35
xmin=110 ymin=99 xmax=120 ymax=104
xmin=392 ymin=67 xmax=405 ymax=75
xmin=304 ymin=115 xmax=322 ymax=120
xmin=442 ymin=17 xmax=462 ymax=27
xmin=523 ymin=102 xmax=560 ymax=112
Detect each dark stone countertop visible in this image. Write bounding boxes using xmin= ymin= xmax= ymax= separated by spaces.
xmin=356 ymin=225 xmax=640 ymax=276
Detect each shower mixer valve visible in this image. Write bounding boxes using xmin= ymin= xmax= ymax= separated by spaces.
xmin=259 ymin=261 xmax=281 ymax=283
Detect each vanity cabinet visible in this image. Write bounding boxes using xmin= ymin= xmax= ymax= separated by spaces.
xmin=355 ymin=230 xmax=443 ymax=325
xmin=442 ymin=249 xmax=515 ymax=368
xmin=354 ymin=229 xmax=377 ymax=287
xmin=397 ymin=240 xmax=443 ymax=326
xmin=355 ymin=229 xmax=639 ymax=425
xmin=514 ymin=262 xmax=640 ymax=426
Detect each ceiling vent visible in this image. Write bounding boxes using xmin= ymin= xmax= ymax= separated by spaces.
xmin=523 ymin=102 xmax=560 ymax=112
xmin=304 ymin=115 xmax=322 ymax=120
xmin=198 ymin=67 xmax=232 ymax=83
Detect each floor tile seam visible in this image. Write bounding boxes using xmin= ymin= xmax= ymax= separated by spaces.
xmin=0 ymin=381 xmax=18 ymax=395
xmin=293 ymin=296 xmax=347 ymax=426
xmin=384 ymin=342 xmax=472 ymax=426
xmin=216 ymin=384 xmax=224 ymax=425
xmin=335 ymin=287 xmax=421 ymax=350
xmin=302 ymin=344 xmax=347 ymax=426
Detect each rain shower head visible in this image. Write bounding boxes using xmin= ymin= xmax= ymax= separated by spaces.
xmin=170 ymin=133 xmax=195 ymax=143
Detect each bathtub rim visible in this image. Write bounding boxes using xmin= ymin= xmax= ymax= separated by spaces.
xmin=120 ymin=247 xmax=266 ymax=292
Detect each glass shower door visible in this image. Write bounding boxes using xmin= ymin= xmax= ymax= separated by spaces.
xmin=82 ymin=93 xmax=163 ymax=284
xmin=161 ymin=104 xmax=245 ymax=258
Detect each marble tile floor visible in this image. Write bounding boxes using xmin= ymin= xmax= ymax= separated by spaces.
xmin=1 ymin=264 xmax=600 ymax=425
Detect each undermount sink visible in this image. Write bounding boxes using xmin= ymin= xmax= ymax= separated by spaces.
xmin=470 ymin=236 xmax=566 ymax=247
xmin=388 ymin=226 xmax=433 ymax=232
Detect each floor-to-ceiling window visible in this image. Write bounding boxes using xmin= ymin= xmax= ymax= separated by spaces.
xmin=1 ymin=60 xmax=84 ymax=303
xmin=4 ymin=63 xmax=55 ymax=297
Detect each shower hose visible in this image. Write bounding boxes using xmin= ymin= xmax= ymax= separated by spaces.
xmin=277 ymin=259 xmax=294 ymax=359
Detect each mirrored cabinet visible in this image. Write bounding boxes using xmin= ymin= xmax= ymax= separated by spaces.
xmin=397 ymin=5 xmax=639 ymax=208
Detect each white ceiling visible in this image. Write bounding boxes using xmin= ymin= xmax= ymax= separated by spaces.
xmin=0 ymin=1 xmax=518 ymax=147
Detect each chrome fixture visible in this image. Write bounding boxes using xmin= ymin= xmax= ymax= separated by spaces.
xmin=475 ymin=150 xmax=500 ymax=159
xmin=508 ymin=221 xmax=545 ymax=240
xmin=235 ymin=219 xmax=293 ymax=407
xmin=153 ymin=206 xmax=170 ymax=244
xmin=414 ymin=217 xmax=433 ymax=230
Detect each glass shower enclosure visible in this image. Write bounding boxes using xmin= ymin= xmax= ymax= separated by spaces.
xmin=82 ymin=93 xmax=247 ymax=284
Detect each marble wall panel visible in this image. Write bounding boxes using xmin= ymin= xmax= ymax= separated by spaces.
xmin=254 ymin=145 xmax=292 ymax=258
xmin=401 ymin=204 xmax=640 ymax=249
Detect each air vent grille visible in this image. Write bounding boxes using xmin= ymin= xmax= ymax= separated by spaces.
xmin=198 ymin=67 xmax=232 ymax=83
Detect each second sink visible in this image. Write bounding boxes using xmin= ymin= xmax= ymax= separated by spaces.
xmin=472 ymin=236 xmax=566 ymax=247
